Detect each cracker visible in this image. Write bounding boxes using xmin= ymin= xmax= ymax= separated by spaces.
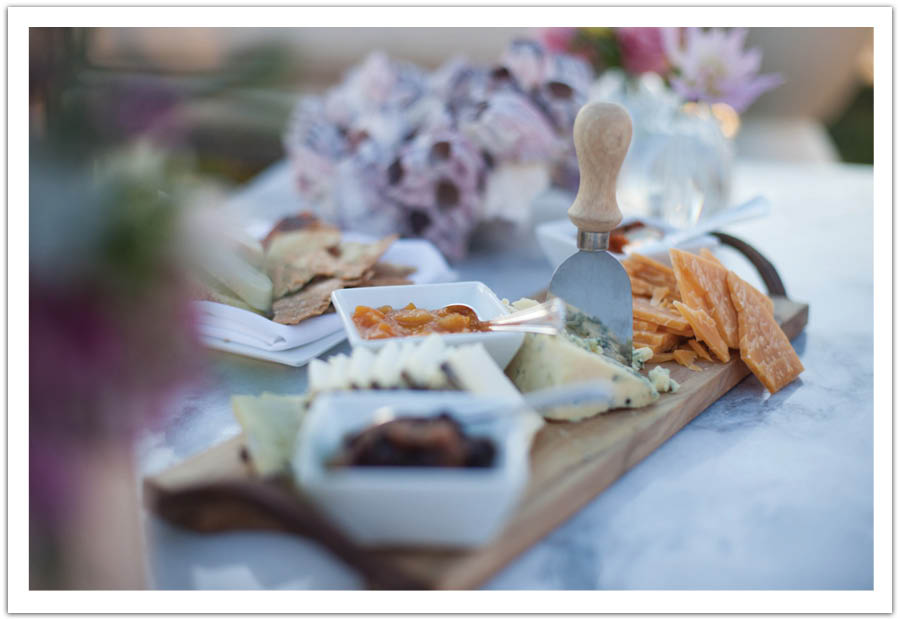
xmin=332 ymin=235 xmax=397 ymax=281
xmin=272 ymin=277 xmax=343 ymax=325
xmin=262 ymin=213 xmax=339 ymax=248
xmin=371 ymin=261 xmax=417 ymax=279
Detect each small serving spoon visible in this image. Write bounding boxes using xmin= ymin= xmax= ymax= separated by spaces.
xmin=441 ymin=297 xmax=566 ymax=336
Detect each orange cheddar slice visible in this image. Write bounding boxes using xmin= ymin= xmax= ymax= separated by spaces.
xmin=649 ymin=352 xmax=675 ymax=363
xmin=673 ymin=349 xmax=701 ymax=371
xmin=727 ymin=272 xmax=804 ymax=394
xmin=633 ymin=297 xmax=690 ymax=332
xmin=650 ymin=286 xmax=670 ymax=306
xmin=745 ymin=280 xmax=776 ymax=315
xmin=623 ymin=254 xmax=678 ymax=291
xmin=633 ymin=319 xmax=658 ymax=332
xmin=672 ymin=301 xmax=730 ymax=363
xmin=700 ymin=247 xmax=724 ymax=266
xmin=633 ymin=330 xmax=681 ymax=352
xmin=659 ymin=323 xmax=694 ymax=338
xmin=630 ymin=277 xmax=655 ymax=297
xmin=686 ymin=338 xmax=713 ymax=362
xmin=670 ymin=249 xmax=740 ymax=349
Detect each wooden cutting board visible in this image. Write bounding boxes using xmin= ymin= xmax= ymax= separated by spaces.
xmin=145 ymin=296 xmax=808 ymax=590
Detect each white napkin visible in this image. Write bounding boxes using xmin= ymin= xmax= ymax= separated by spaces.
xmin=202 ymin=330 xmax=347 ymax=367
xmin=196 ymin=236 xmax=456 ymax=362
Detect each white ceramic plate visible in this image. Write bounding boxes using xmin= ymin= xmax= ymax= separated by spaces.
xmin=293 ymin=390 xmax=531 ymax=547
xmin=198 ymin=236 xmax=457 ymax=364
xmin=331 ymin=281 xmax=524 ymax=369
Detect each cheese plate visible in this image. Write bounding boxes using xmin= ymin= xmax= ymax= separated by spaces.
xmin=144 ymin=235 xmax=808 ymax=590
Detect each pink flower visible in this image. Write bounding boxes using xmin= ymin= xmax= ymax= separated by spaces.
xmin=664 ymin=27 xmax=783 ymax=113
xmin=616 ymin=28 xmax=670 ymax=75
xmin=540 ymin=28 xmax=578 ymax=53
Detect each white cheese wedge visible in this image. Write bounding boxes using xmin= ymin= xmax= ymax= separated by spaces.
xmin=232 ymin=393 xmax=311 ymax=476
xmin=347 ymin=346 xmax=376 ymax=389
xmin=504 ymin=299 xmax=660 ymax=422
xmin=327 ymin=354 xmax=351 ymax=390
xmin=308 ymin=358 xmax=331 ymax=393
xmin=201 ymin=247 xmax=273 ymax=312
xmin=224 ymin=225 xmax=265 ymax=269
xmin=404 ymin=334 xmax=450 ymax=389
xmin=371 ymin=340 xmax=403 ymax=388
xmin=443 ymin=344 xmax=523 ymax=401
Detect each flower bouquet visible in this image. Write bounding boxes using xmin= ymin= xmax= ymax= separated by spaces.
xmin=284 ymin=41 xmax=595 ymax=260
xmin=284 ymin=29 xmax=782 ymax=258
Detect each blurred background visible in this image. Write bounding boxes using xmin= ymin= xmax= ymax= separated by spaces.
xmin=31 ymin=27 xmax=873 ymax=186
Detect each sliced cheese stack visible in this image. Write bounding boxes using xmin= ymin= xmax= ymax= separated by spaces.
xmin=236 ymin=335 xmax=541 ymax=475
xmin=624 ymin=248 xmax=804 ymax=394
xmin=308 ymin=334 xmax=454 ymax=392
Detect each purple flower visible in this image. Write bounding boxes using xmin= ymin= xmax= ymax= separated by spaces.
xmin=664 ymin=27 xmax=783 ymax=113
xmin=616 ymin=28 xmax=670 ymax=75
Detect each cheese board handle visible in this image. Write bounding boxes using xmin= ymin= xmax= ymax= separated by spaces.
xmin=568 ymin=101 xmax=632 ymax=237
xmin=149 ymin=480 xmax=428 ymax=590
xmin=711 ymin=232 xmax=788 ymax=297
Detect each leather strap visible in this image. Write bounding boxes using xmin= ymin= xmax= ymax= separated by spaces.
xmin=711 ymin=232 xmax=788 ymax=297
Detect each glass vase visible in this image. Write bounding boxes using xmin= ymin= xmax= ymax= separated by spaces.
xmin=591 ymin=72 xmax=736 ymax=229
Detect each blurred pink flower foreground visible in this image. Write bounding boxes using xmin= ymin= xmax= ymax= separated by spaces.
xmin=665 ymin=27 xmax=783 ymax=112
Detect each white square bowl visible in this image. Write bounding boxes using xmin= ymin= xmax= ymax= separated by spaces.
xmin=331 ymin=281 xmax=524 ymax=369
xmin=292 ymin=390 xmax=531 ymax=548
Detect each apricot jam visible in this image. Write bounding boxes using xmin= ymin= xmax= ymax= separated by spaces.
xmin=352 ymin=303 xmax=488 ymax=339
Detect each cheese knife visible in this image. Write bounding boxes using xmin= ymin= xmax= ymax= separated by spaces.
xmin=548 ymin=101 xmax=634 ymax=364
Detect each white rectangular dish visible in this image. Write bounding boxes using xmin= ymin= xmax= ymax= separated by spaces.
xmin=293 ymin=390 xmax=531 ymax=547
xmin=331 ymin=281 xmax=524 ymax=369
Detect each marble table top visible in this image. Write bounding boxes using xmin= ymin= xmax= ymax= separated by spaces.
xmin=140 ymin=159 xmax=873 ymax=590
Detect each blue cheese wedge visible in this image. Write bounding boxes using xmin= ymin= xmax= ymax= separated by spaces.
xmin=504 ymin=298 xmax=660 ymax=421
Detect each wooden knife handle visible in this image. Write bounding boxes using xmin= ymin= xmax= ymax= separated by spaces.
xmin=568 ymin=102 xmax=633 ymax=234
